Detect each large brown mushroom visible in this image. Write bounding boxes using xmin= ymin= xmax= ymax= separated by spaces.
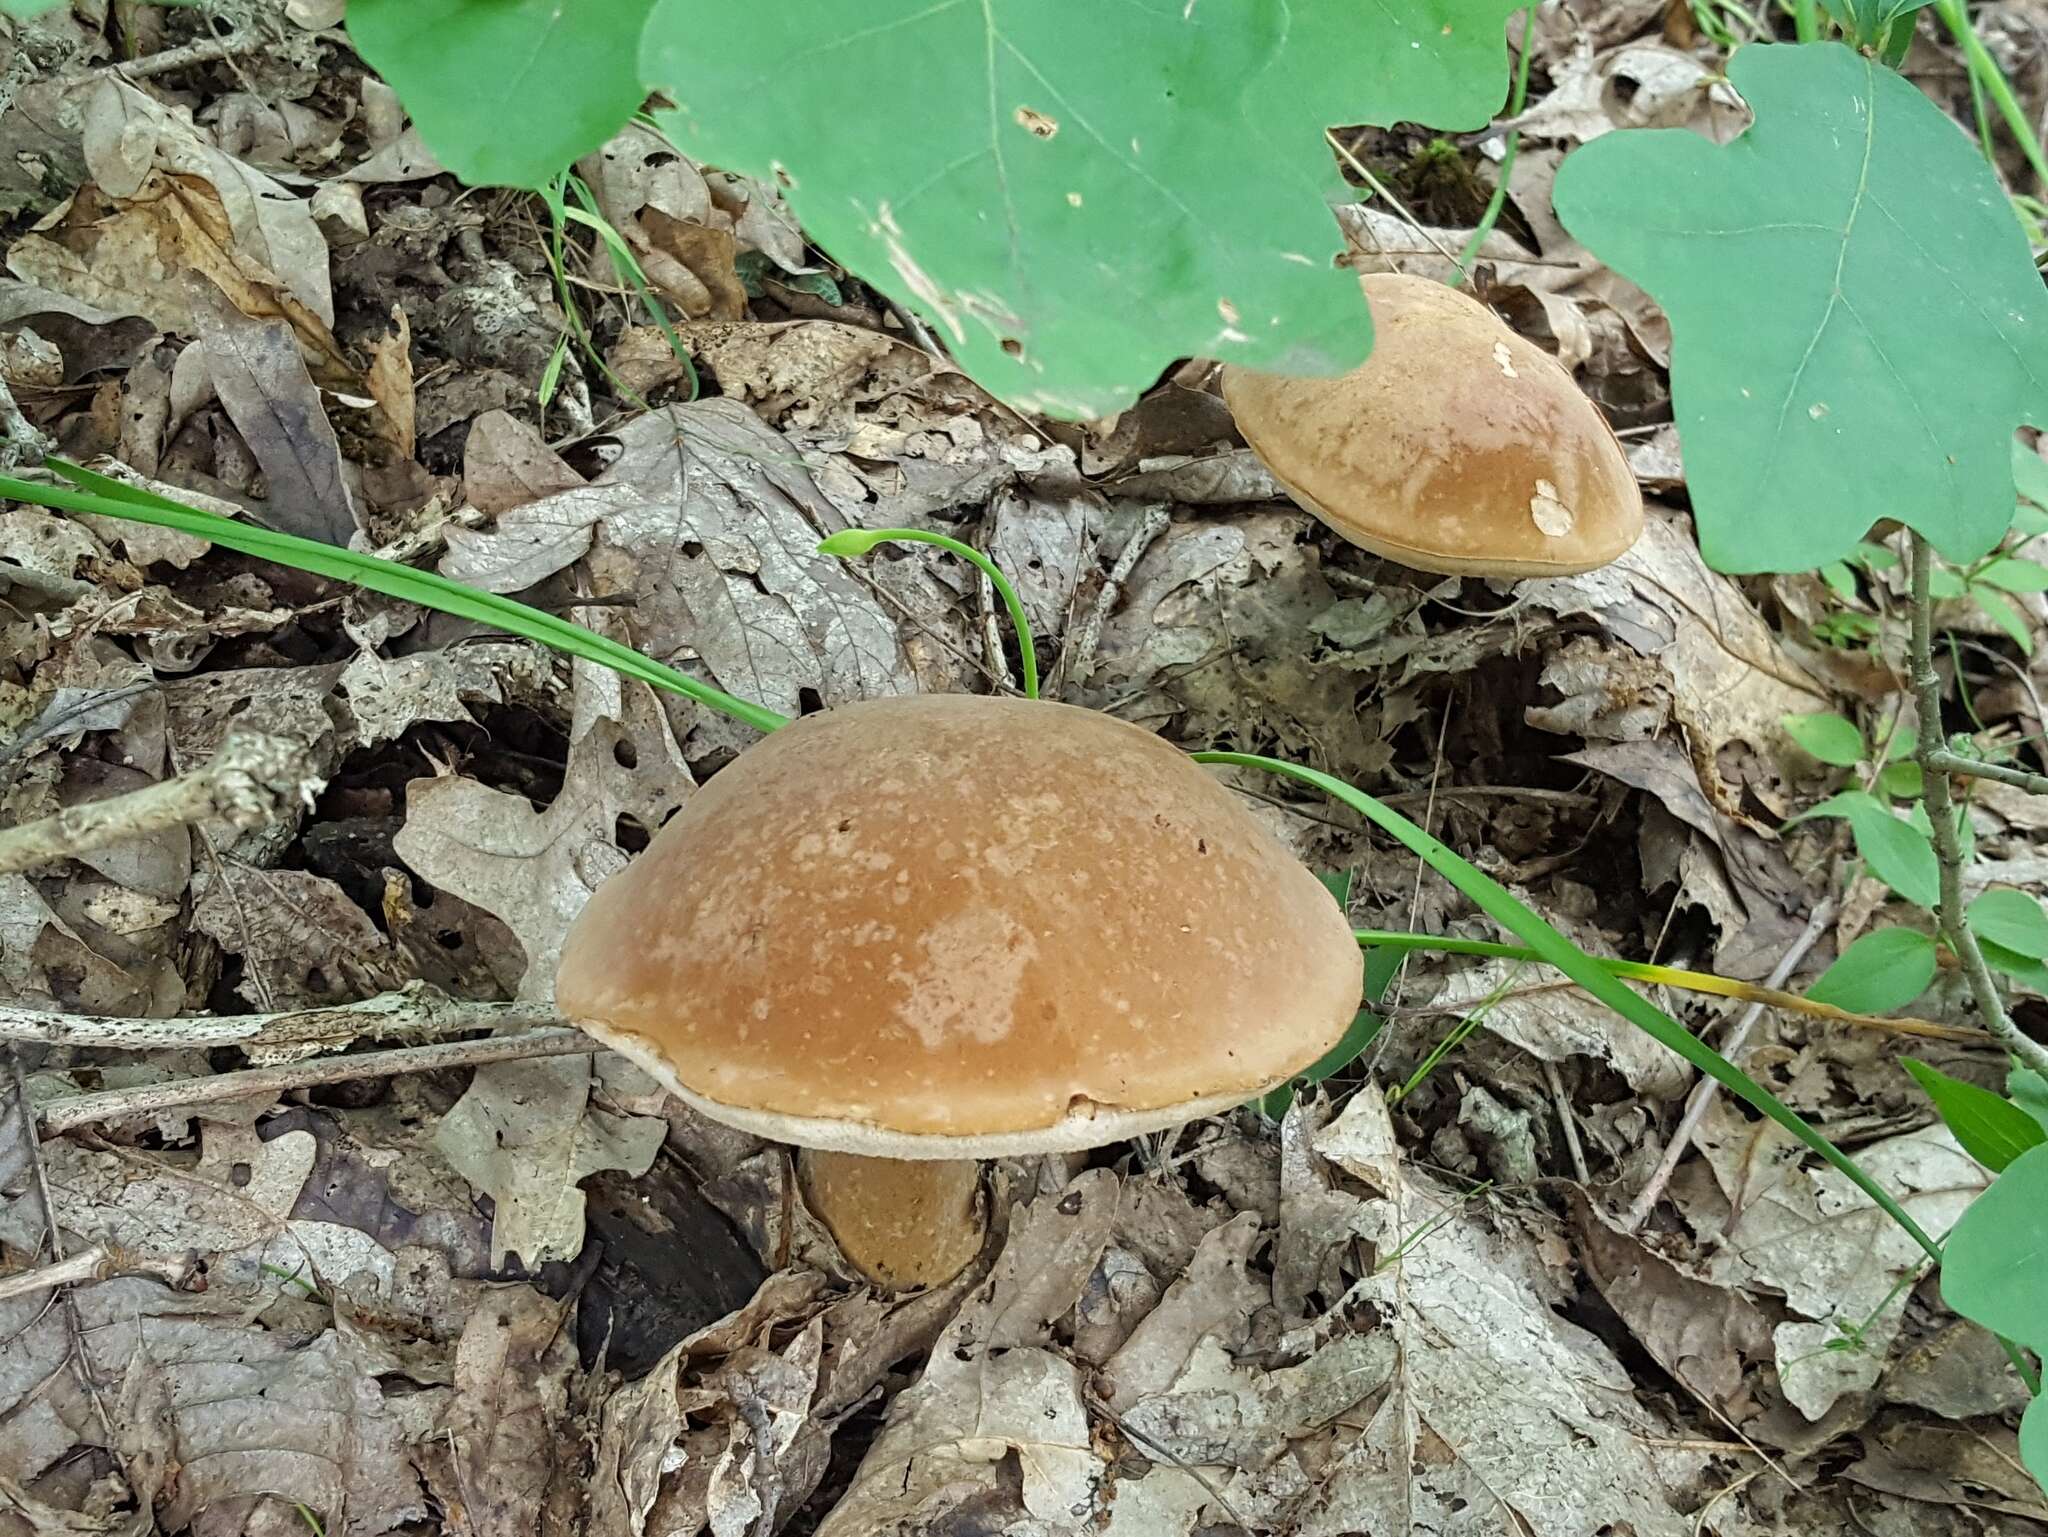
xmin=554 ymin=693 xmax=1363 ymax=1289
xmin=1221 ymin=272 xmax=1643 ymax=577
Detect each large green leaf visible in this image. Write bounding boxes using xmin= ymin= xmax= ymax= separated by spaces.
xmin=1807 ymin=928 xmax=1935 ymax=1013
xmin=1940 ymin=1143 xmax=2048 ymax=1489
xmin=1554 ymin=43 xmax=2048 ymax=574
xmin=640 ymin=0 xmax=1520 ymax=416
xmin=1901 ymin=1058 xmax=2045 ymax=1173
xmin=348 ymin=0 xmax=656 ymax=189
xmin=1800 ymin=790 xmax=1939 ymax=907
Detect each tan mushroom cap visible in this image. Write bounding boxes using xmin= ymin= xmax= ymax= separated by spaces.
xmin=1220 ymin=272 xmax=1643 ymax=577
xmin=554 ymin=693 xmax=1363 ymax=1158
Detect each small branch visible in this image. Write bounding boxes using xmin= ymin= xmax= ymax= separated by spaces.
xmin=35 ymin=1028 xmax=595 ymax=1133
xmin=1062 ymin=504 xmax=1170 ymax=690
xmin=92 ymin=30 xmax=261 ymax=81
xmin=1925 ymin=749 xmax=2048 ymax=798
xmin=1910 ymin=535 xmax=2048 ymax=1081
xmin=0 ymin=986 xmax=555 ymax=1056
xmin=0 ymin=1246 xmax=181 ymax=1305
xmin=0 ymin=729 xmax=320 ymax=878
xmin=1625 ymin=902 xmax=1836 ymax=1230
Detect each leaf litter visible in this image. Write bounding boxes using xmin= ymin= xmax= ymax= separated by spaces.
xmin=1 ymin=5 xmax=2046 ymax=1536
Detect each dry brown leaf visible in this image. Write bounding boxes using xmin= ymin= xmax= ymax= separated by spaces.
xmin=196 ymin=305 xmax=358 ymax=545
xmin=459 ymin=409 xmax=582 ymax=515
xmin=417 ymin=1286 xmax=577 ymax=1537
xmin=364 ymin=302 xmax=415 ymax=462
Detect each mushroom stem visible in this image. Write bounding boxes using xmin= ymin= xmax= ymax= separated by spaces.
xmin=796 ymin=1149 xmax=986 ymax=1291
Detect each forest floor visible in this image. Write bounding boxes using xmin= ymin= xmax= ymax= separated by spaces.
xmin=4 ymin=2 xmax=2048 ymax=1535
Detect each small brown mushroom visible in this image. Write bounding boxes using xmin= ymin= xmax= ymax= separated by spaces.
xmin=1221 ymin=272 xmax=1644 ymax=577
xmin=555 ymin=693 xmax=1363 ymax=1290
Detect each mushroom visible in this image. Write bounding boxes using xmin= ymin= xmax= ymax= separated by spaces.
xmin=554 ymin=693 xmax=1363 ymax=1289
xmin=1220 ymin=272 xmax=1644 ymax=577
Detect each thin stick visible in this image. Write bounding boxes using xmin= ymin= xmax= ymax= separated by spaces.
xmin=36 ymin=1028 xmax=595 ymax=1133
xmin=1625 ymin=902 xmax=1836 ymax=1230
xmin=0 ymin=989 xmax=554 ymax=1053
xmin=1064 ymin=504 xmax=1169 ymax=689
xmin=1910 ymin=536 xmax=2048 ymax=1080
xmin=0 ymin=1247 xmax=112 ymax=1305
xmin=1926 ymin=749 xmax=2048 ymax=798
xmin=1544 ymin=1060 xmax=1591 ymax=1184
xmin=0 ymin=729 xmax=317 ymax=878
xmin=99 ymin=30 xmax=262 ymax=81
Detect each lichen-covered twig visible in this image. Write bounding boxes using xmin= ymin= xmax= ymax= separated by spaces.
xmin=1910 ymin=535 xmax=2048 ymax=1081
xmin=35 ymin=1027 xmax=595 ymax=1132
xmin=1 ymin=986 xmax=555 ymax=1059
xmin=0 ymin=729 xmax=319 ymax=878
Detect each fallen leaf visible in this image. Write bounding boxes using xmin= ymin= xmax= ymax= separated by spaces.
xmin=196 ymin=305 xmax=358 ymax=545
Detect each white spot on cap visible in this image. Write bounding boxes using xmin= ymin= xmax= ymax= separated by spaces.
xmin=1218 ymin=297 xmax=1241 ymax=326
xmin=1492 ymin=340 xmax=1518 ymax=379
xmin=1015 ymin=106 xmax=1058 ymax=138
xmin=1531 ymin=479 xmax=1574 ymax=537
xmin=1808 ymin=401 xmax=1829 ymax=419
xmin=1067 ymin=191 xmax=1082 ymax=207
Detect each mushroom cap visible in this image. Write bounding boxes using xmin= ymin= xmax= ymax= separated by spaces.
xmin=554 ymin=694 xmax=1363 ymax=1158
xmin=1220 ymin=273 xmax=1644 ymax=577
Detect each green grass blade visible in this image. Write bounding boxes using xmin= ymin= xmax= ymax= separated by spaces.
xmin=1196 ymin=749 xmax=1944 ymax=1263
xmin=3 ymin=466 xmax=790 ymax=736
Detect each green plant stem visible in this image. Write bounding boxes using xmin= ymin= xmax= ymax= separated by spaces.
xmin=1197 ymin=750 xmax=1945 ymax=1263
xmin=1 ymin=466 xmax=790 ymax=736
xmin=1926 ymin=748 xmax=2048 ymax=796
xmin=1909 ymin=535 xmax=2048 ymax=1080
xmin=1936 ymin=0 xmax=2048 ymax=192
xmin=1787 ymin=0 xmax=1819 ymax=43
xmin=1451 ymin=3 xmax=1537 ymax=284
xmin=818 ymin=527 xmax=1039 ymax=698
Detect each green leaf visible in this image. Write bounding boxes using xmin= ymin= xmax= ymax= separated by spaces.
xmin=2014 ymin=438 xmax=2048 ymax=512
xmin=1553 ymin=43 xmax=2048 ymax=574
xmin=1783 ymin=711 xmax=1865 ymax=766
xmin=1981 ymin=938 xmax=2048 ymax=992
xmin=1820 ymin=561 xmax=1859 ymax=601
xmin=347 ymin=0 xmax=656 ymax=189
xmin=1941 ymin=1142 xmax=2048 ymax=1353
xmin=1974 ymin=556 xmax=2048 ymax=594
xmin=2024 ymin=1400 xmax=2046 ymax=1502
xmin=640 ymin=0 xmax=1522 ymax=417
xmin=1807 ymin=928 xmax=1936 ymax=1013
xmin=1819 ymin=0 xmax=1933 ymax=45
xmin=1970 ymin=585 xmax=2036 ymax=655
xmin=1317 ymin=868 xmax=1356 ymax=909
xmin=1877 ymin=760 xmax=1923 ymax=799
xmin=1901 ymin=1058 xmax=2045 ymax=1173
xmin=2010 ymin=1067 xmax=2048 ymax=1135
xmin=1927 ymin=566 xmax=1970 ymax=600
xmin=1801 ymin=790 xmax=1940 ymax=907
xmin=1969 ymin=889 xmax=2048 ymax=959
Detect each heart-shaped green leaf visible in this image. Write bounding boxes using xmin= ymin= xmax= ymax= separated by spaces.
xmin=640 ymin=0 xmax=1521 ymax=416
xmin=348 ymin=0 xmax=657 ymax=189
xmin=1555 ymin=43 xmax=2048 ymax=573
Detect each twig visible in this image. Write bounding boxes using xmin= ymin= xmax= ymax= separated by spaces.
xmin=35 ymin=1028 xmax=595 ymax=1133
xmin=975 ymin=566 xmax=1015 ymax=694
xmin=1926 ymin=748 xmax=2048 ymax=797
xmin=1625 ymin=902 xmax=1836 ymax=1230
xmin=91 ymin=29 xmax=260 ymax=80
xmin=1910 ymin=535 xmax=2048 ymax=1080
xmin=1543 ymin=1060 xmax=1591 ymax=1183
xmin=0 ymin=1246 xmax=123 ymax=1305
xmin=5 ymin=1046 xmax=125 ymax=1459
xmin=0 ymin=729 xmax=319 ymax=878
xmin=1063 ymin=504 xmax=1170 ymax=689
xmin=0 ymin=986 xmax=554 ymax=1055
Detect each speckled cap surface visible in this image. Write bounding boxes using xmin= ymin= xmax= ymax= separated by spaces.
xmin=554 ymin=694 xmax=1364 ymax=1157
xmin=1221 ymin=272 xmax=1643 ymax=577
